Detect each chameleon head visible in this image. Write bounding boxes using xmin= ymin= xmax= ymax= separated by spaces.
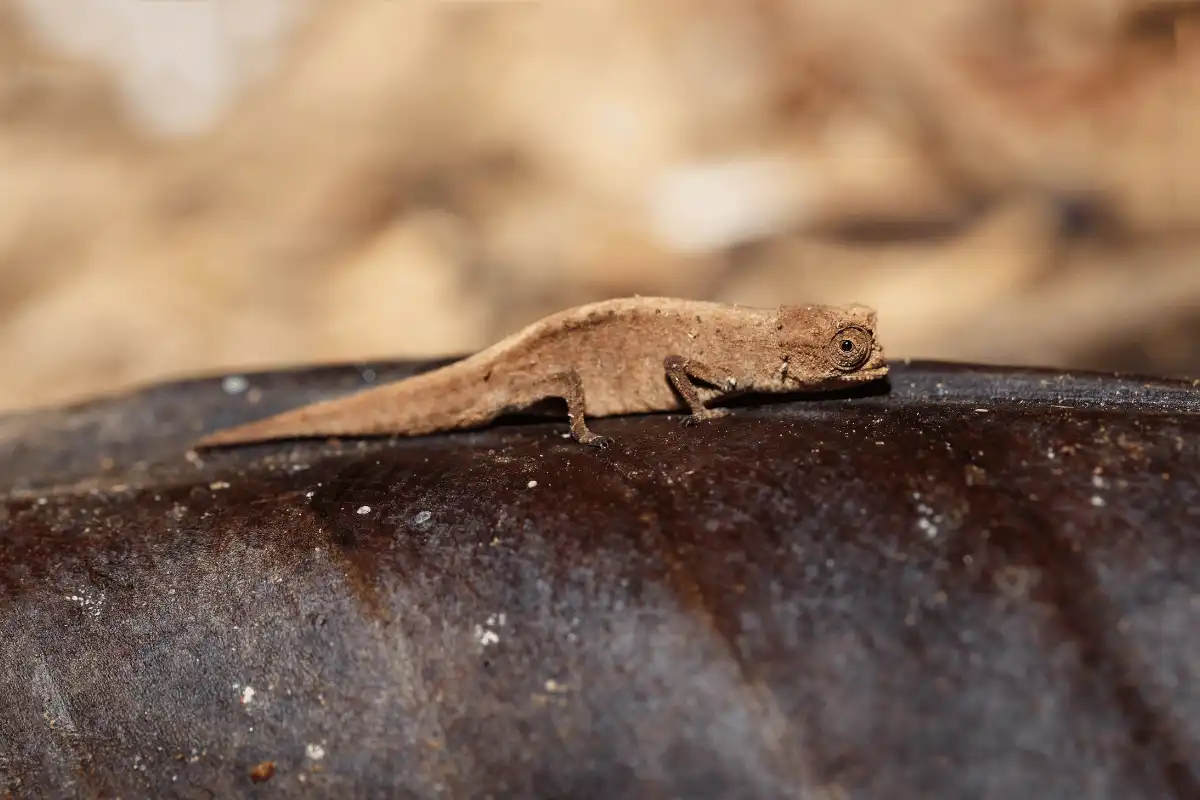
xmin=774 ymin=303 xmax=888 ymax=387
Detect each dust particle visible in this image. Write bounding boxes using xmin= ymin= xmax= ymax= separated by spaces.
xmin=357 ymin=505 xmax=372 ymax=515
xmin=249 ymin=761 xmax=275 ymax=783
xmin=527 ymin=480 xmax=538 ymax=489
xmin=222 ymin=375 xmax=249 ymax=395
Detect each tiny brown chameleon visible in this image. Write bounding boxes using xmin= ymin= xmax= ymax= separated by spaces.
xmin=196 ymin=297 xmax=888 ymax=449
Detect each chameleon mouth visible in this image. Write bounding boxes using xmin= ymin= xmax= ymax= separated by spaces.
xmin=855 ymin=364 xmax=889 ymax=382
xmin=838 ymin=364 xmax=888 ymax=384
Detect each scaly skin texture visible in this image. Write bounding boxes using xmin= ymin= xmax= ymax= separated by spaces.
xmin=196 ymin=297 xmax=888 ymax=449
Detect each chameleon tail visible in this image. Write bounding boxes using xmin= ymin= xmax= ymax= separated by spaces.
xmin=195 ymin=360 xmax=495 ymax=448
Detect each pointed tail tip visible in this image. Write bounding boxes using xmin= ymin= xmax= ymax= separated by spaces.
xmin=194 ymin=413 xmax=344 ymax=449
xmin=192 ymin=429 xmax=244 ymax=450
xmin=193 ymin=422 xmax=276 ymax=450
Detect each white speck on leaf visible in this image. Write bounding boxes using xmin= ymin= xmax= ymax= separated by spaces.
xmin=241 ymin=686 xmax=255 ymax=704
xmin=475 ymin=612 xmax=506 ymax=647
xmin=474 ymin=625 xmax=500 ymax=647
xmin=356 ymin=505 xmax=371 ymax=515
xmin=414 ymin=510 xmax=432 ymax=524
xmin=915 ymin=502 xmax=942 ymax=539
xmin=65 ymin=590 xmax=105 ymax=618
xmin=527 ymin=480 xmax=538 ymax=489
xmin=306 ymin=743 xmax=326 ymax=760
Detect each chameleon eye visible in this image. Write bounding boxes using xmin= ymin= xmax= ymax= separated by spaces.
xmin=830 ymin=327 xmax=872 ymax=370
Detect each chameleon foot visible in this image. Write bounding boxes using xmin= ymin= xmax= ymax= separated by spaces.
xmin=580 ymin=434 xmax=613 ymax=449
xmin=682 ymin=408 xmax=732 ymax=427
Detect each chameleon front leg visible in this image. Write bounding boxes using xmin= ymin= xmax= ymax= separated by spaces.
xmin=663 ymin=355 xmax=738 ymax=426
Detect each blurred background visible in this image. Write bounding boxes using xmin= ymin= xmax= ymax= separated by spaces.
xmin=1 ymin=0 xmax=1199 ymax=413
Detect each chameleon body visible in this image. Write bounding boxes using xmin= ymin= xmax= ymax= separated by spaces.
xmin=196 ymin=297 xmax=888 ymax=449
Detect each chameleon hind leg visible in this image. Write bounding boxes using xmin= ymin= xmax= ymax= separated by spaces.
xmin=499 ymin=369 xmax=612 ymax=448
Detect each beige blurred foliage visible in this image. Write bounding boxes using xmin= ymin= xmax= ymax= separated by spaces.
xmin=1 ymin=0 xmax=1199 ymax=412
